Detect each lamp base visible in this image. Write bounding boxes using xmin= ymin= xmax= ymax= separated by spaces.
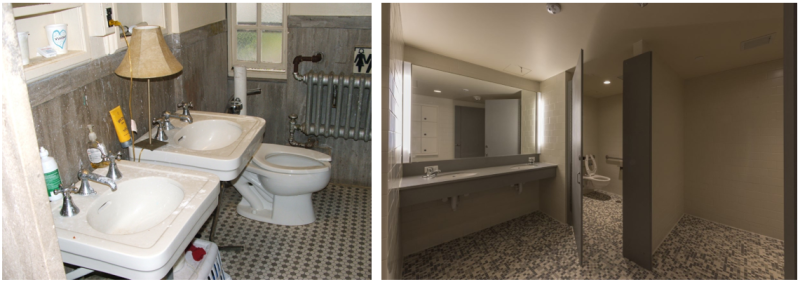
xmin=135 ymin=139 xmax=168 ymax=151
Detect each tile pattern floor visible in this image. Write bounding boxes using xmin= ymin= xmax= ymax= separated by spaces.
xmin=402 ymin=190 xmax=784 ymax=280
xmin=66 ymin=183 xmax=371 ymax=280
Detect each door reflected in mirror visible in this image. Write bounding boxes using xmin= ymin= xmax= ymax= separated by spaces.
xmin=405 ymin=65 xmax=538 ymax=163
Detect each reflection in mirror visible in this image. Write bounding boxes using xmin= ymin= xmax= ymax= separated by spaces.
xmin=404 ymin=65 xmax=537 ymax=163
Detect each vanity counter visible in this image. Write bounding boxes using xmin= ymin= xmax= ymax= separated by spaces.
xmin=395 ymin=162 xmax=557 ymax=207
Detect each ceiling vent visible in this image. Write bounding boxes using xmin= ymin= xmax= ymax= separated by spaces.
xmin=741 ymin=34 xmax=774 ymax=51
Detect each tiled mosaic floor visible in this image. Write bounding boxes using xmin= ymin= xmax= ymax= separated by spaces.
xmin=65 ymin=183 xmax=371 ymax=280
xmin=403 ymin=190 xmax=784 ymax=280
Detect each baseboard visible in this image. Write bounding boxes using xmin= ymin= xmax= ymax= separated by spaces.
xmin=652 ymin=213 xmax=683 ymax=255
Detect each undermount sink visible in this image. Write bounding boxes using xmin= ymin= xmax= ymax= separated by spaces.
xmin=130 ymin=111 xmax=266 ymax=181
xmin=52 ymin=161 xmax=220 ymax=279
xmin=174 ymin=120 xmax=243 ymax=151
xmin=87 ymin=177 xmax=184 ymax=235
xmin=510 ymin=164 xmax=538 ymax=170
xmin=436 ymin=172 xmax=477 ymax=179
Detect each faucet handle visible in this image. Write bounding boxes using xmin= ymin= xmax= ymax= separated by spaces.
xmin=105 ymin=151 xmax=123 ymax=180
xmin=53 ymin=184 xmax=80 ymax=217
xmin=178 ymin=101 xmax=193 ymax=109
xmin=53 ymin=184 xmax=77 ymax=197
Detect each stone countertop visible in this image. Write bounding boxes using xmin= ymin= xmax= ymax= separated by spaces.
xmin=394 ymin=162 xmax=558 ymax=190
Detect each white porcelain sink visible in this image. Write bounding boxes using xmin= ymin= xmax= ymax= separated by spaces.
xmin=87 ymin=177 xmax=184 ymax=235
xmin=130 ymin=111 xmax=266 ymax=181
xmin=52 ymin=161 xmax=220 ymax=279
xmin=174 ymin=120 xmax=243 ymax=151
xmin=510 ymin=164 xmax=538 ymax=170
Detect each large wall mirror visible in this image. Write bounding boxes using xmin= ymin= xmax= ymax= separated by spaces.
xmin=404 ymin=65 xmax=538 ymax=163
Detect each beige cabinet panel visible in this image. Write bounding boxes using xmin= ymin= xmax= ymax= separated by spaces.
xmin=421 ymin=121 xmax=437 ymax=138
xmin=420 ymin=137 xmax=438 ymax=154
xmin=420 ymin=105 xmax=437 ymax=122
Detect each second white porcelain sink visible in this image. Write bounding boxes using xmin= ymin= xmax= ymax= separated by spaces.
xmin=130 ymin=111 xmax=266 ymax=181
xmin=87 ymin=177 xmax=184 ymax=235
xmin=174 ymin=120 xmax=243 ymax=151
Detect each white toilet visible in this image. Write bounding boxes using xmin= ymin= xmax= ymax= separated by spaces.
xmin=232 ymin=143 xmax=331 ymax=226
xmin=582 ymin=154 xmax=610 ymax=191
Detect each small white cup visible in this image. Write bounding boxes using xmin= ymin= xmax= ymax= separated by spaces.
xmin=45 ymin=23 xmax=68 ymax=54
xmin=17 ymin=31 xmax=29 ymax=65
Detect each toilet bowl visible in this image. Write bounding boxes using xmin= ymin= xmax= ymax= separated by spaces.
xmin=582 ymin=154 xmax=610 ymax=190
xmin=232 ymin=143 xmax=331 ymax=225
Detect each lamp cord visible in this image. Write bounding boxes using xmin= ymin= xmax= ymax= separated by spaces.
xmin=109 ymin=20 xmax=138 ymax=162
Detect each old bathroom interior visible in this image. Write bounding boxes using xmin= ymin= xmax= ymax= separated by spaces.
xmin=4 ymin=3 xmax=370 ymax=280
xmin=382 ymin=3 xmax=794 ymax=280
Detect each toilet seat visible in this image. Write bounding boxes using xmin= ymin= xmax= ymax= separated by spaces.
xmin=251 ymin=144 xmax=331 ymax=175
xmin=584 ymin=154 xmax=598 ymax=176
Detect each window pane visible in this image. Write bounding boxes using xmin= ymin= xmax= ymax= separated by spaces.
xmin=236 ymin=3 xmax=257 ymax=25
xmin=261 ymin=3 xmax=283 ymax=27
xmin=261 ymin=30 xmax=282 ymax=63
xmin=237 ymin=30 xmax=257 ymax=61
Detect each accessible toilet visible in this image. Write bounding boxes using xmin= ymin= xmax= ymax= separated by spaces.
xmin=582 ymin=154 xmax=610 ymax=192
xmin=232 ymin=143 xmax=331 ymax=225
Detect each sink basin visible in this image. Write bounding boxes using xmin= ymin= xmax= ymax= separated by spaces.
xmin=510 ymin=164 xmax=538 ymax=170
xmin=130 ymin=111 xmax=266 ymax=181
xmin=431 ymin=172 xmax=477 ymax=179
xmin=174 ymin=120 xmax=242 ymax=151
xmin=87 ymin=177 xmax=184 ymax=235
xmin=52 ymin=161 xmax=220 ymax=279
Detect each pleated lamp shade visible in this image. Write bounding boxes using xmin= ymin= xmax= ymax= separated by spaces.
xmin=115 ymin=26 xmax=182 ymax=78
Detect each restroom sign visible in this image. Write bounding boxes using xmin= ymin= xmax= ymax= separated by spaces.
xmin=354 ymin=47 xmax=371 ymax=74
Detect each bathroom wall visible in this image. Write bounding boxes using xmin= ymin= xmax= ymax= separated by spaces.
xmin=2 ymin=4 xmax=66 ymax=278
xmin=582 ymin=96 xmax=598 ymax=162
xmin=538 ymin=72 xmax=569 ymax=224
xmin=404 ymin=45 xmax=540 ymax=92
xmin=26 ymin=20 xmax=227 ymax=186
xmin=651 ymin=57 xmax=685 ymax=252
xmin=684 ymin=59 xmax=784 ymax=239
xmin=382 ymin=3 xmax=404 ymax=279
xmin=596 ymin=94 xmax=623 ymax=195
xmin=223 ymin=15 xmax=372 ymax=187
xmin=400 ymin=181 xmax=540 ymax=256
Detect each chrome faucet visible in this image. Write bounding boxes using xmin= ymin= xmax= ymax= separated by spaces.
xmin=76 ymin=169 xmax=117 ymax=195
xmin=152 ymin=117 xmax=169 ymax=142
xmin=53 ymin=184 xmax=80 ymax=217
xmin=177 ymin=101 xmax=193 ymax=117
xmin=422 ymin=166 xmax=441 ymax=179
xmin=104 ymin=151 xmax=123 ymax=181
xmin=160 ymin=110 xmax=193 ymax=131
xmin=528 ymin=157 xmax=536 ymax=165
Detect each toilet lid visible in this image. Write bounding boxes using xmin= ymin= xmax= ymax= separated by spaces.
xmin=251 ymin=144 xmax=331 ymax=174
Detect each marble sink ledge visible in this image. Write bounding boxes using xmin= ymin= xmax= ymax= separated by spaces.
xmin=52 ymin=160 xmax=220 ymax=279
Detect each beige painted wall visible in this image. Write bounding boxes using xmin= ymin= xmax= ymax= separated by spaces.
xmin=2 ymin=4 xmax=66 ymax=278
xmin=596 ymin=94 xmax=623 ymax=195
xmin=170 ymin=3 xmax=225 ymax=33
xmin=684 ymin=59 xmax=784 ymax=240
xmin=288 ymin=3 xmax=371 ymax=16
xmin=538 ymin=72 xmax=568 ymax=224
xmin=400 ymin=182 xmax=540 ymax=256
xmin=404 ymin=45 xmax=540 ymax=92
xmin=521 ymin=90 xmax=538 ymax=154
xmin=651 ymin=57 xmax=685 ymax=253
xmin=582 ymin=96 xmax=598 ymax=163
xmin=381 ymin=3 xmax=403 ymax=279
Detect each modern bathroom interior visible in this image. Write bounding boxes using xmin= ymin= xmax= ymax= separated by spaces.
xmin=382 ymin=2 xmax=794 ymax=280
xmin=3 ymin=3 xmax=371 ymax=280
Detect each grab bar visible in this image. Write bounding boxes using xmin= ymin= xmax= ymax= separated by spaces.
xmin=606 ymin=155 xmax=622 ymax=161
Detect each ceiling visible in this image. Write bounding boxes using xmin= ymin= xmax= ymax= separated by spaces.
xmin=399 ymin=3 xmax=783 ymax=98
xmin=413 ymin=65 xmax=521 ymax=104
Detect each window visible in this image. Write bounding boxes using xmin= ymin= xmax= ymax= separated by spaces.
xmin=227 ymin=3 xmax=288 ymax=79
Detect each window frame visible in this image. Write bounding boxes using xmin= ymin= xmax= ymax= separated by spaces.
xmin=227 ymin=3 xmax=288 ymax=80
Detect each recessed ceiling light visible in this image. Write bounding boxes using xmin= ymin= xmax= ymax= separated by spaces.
xmin=433 ymin=90 xmax=441 ymax=93
xmin=603 ymin=80 xmax=611 ymax=85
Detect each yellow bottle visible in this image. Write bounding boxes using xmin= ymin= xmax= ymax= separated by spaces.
xmin=109 ymin=106 xmax=133 ymax=148
xmin=87 ymin=125 xmax=109 ymax=169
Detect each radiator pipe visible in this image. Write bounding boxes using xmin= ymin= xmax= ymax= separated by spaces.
xmin=292 ymin=53 xmax=323 ymax=81
xmin=288 ymin=114 xmax=316 ymax=148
